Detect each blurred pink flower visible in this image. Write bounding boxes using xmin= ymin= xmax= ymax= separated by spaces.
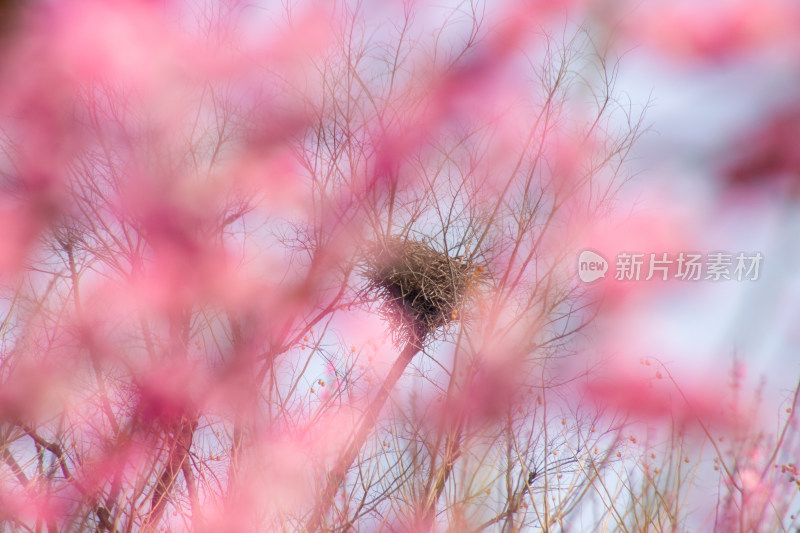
xmin=627 ymin=0 xmax=800 ymax=62
xmin=723 ymin=104 xmax=800 ymax=193
xmin=134 ymin=359 xmax=208 ymax=426
xmin=584 ymin=356 xmax=737 ymax=432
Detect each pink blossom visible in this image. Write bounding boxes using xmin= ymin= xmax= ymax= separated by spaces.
xmin=626 ymin=0 xmax=800 ymax=62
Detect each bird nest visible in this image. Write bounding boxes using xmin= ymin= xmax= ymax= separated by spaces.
xmin=362 ymin=236 xmax=488 ymax=345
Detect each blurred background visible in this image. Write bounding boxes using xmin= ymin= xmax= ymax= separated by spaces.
xmin=604 ymin=0 xmax=800 ymax=409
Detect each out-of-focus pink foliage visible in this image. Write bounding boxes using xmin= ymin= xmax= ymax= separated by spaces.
xmin=2 ymin=0 xmax=797 ymax=531
xmin=626 ymin=0 xmax=800 ymax=62
xmin=0 ymin=360 xmax=66 ymax=422
xmin=723 ymin=104 xmax=800 ymax=193
xmin=0 ymin=484 xmax=67 ymax=530
xmin=134 ymin=360 xmax=207 ymax=424
xmin=584 ymin=356 xmax=737 ymax=432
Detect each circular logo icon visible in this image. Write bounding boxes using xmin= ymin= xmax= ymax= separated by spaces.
xmin=578 ymin=250 xmax=608 ymax=282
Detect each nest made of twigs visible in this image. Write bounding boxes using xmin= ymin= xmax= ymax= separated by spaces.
xmin=362 ymin=235 xmax=488 ymax=344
